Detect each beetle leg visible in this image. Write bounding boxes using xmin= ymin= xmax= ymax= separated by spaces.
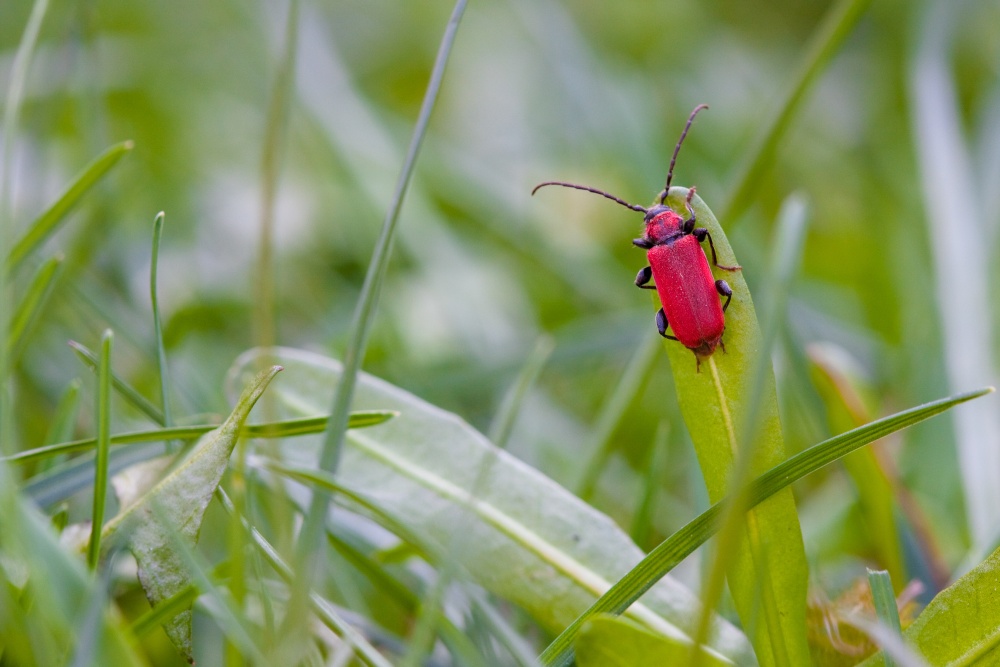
xmin=716 ymin=279 xmax=733 ymax=312
xmin=682 ymin=187 xmax=697 ymax=233
xmin=635 ymin=266 xmax=656 ymax=289
xmin=655 ymin=308 xmax=679 ymax=341
xmin=693 ymin=228 xmax=742 ymax=271
xmin=633 ymin=236 xmax=654 ymax=249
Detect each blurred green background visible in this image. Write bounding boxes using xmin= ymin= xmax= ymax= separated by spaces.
xmin=3 ymin=0 xmax=1000 ymax=616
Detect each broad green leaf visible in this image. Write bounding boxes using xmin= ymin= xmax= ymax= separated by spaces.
xmin=4 ymin=141 xmax=134 ymax=274
xmin=860 ymin=544 xmax=1000 ymax=666
xmin=100 ymin=365 xmax=281 ymax=661
xmin=228 ymin=347 xmax=754 ymax=664
xmin=575 ymin=615 xmax=732 ymax=667
xmin=659 ymin=187 xmax=809 ymax=666
xmin=539 ymin=387 xmax=990 ymax=667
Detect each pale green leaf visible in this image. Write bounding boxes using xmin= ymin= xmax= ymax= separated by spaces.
xmin=227 ymin=347 xmax=754 ymax=665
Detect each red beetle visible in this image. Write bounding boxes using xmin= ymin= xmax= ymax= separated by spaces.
xmin=533 ymin=105 xmax=740 ymax=368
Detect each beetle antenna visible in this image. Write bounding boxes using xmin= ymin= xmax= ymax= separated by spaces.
xmin=662 ymin=103 xmax=709 ymax=204
xmin=532 ymin=181 xmax=647 ymax=213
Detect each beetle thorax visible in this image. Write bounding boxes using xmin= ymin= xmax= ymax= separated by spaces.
xmin=642 ymin=206 xmax=685 ymax=245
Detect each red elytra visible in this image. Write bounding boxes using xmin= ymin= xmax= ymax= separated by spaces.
xmin=533 ymin=104 xmax=740 ymax=368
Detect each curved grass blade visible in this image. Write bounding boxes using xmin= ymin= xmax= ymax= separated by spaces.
xmin=5 ymin=411 xmax=397 ymax=465
xmin=538 ymin=386 xmax=992 ymax=667
xmin=659 ymin=189 xmax=809 ymax=666
xmin=719 ymin=0 xmax=871 ymax=224
xmin=5 ymin=140 xmax=134 ymax=274
xmin=86 ymin=330 xmax=113 ymax=570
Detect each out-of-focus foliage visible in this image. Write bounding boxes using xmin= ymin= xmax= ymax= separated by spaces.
xmin=2 ymin=0 xmax=999 ymax=664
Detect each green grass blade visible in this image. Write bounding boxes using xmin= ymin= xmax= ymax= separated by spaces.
xmin=150 ymin=212 xmax=173 ymax=430
xmin=6 ymin=411 xmax=397 ymax=465
xmin=5 ymin=140 xmax=134 ymax=274
xmin=291 ymin=0 xmax=469 ymax=629
xmin=5 ymin=253 xmax=63 ymax=368
xmin=868 ymin=569 xmax=901 ymax=667
xmin=86 ymin=329 xmax=113 ymax=569
xmin=661 ymin=190 xmax=810 ymax=667
xmin=858 ymin=539 xmax=1000 ymax=667
xmin=69 ymin=339 xmax=166 ymax=424
xmin=538 ymin=386 xmax=992 ymax=667
xmin=718 ymin=0 xmax=871 ymax=224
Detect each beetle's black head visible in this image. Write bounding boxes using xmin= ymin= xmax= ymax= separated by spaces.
xmin=643 ymin=204 xmax=671 ymax=223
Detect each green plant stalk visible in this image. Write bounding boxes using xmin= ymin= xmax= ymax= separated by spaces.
xmin=718 ymin=0 xmax=872 ymax=224
xmin=5 ymin=411 xmax=396 ymax=465
xmin=288 ymin=0 xmax=468 ymax=632
xmin=867 ymin=569 xmax=901 ymax=667
xmin=86 ymin=330 xmax=113 ymax=569
xmin=150 ymin=213 xmax=172 ymax=430
xmin=537 ymin=386 xmax=992 ymax=667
